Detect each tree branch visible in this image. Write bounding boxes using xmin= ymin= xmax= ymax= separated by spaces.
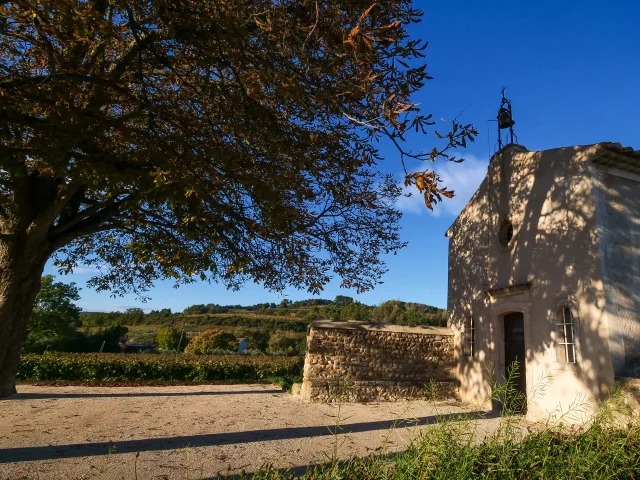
xmin=49 ymin=193 xmax=139 ymax=239
xmin=49 ymin=215 xmax=125 ymax=252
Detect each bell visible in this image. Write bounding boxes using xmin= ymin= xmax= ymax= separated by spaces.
xmin=498 ymin=107 xmax=515 ymax=129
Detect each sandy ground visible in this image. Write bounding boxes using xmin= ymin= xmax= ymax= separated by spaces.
xmin=0 ymin=384 xmax=499 ymax=480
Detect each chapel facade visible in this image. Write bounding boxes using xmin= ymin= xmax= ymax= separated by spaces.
xmin=446 ymin=142 xmax=640 ymax=420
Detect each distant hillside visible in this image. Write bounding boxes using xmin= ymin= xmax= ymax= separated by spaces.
xmin=80 ymin=296 xmax=447 ymax=330
xmin=77 ymin=297 xmax=446 ymax=354
xmin=67 ymin=298 xmax=445 ymax=355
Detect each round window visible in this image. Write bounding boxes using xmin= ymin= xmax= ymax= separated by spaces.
xmin=499 ymin=220 xmax=514 ymax=248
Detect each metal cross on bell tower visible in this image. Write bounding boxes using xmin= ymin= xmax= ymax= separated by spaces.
xmin=497 ymin=87 xmax=517 ymax=150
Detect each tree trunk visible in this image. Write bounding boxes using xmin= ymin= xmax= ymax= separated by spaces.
xmin=0 ymin=242 xmax=48 ymax=398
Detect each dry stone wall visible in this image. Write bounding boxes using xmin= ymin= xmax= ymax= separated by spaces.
xmin=301 ymin=320 xmax=458 ymax=403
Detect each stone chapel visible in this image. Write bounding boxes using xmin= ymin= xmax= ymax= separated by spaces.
xmin=446 ymin=142 xmax=640 ymax=420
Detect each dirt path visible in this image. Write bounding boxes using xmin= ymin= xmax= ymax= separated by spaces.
xmin=0 ymin=384 xmax=497 ymax=479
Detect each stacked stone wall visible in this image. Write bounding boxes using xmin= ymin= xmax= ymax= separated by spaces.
xmin=301 ymin=320 xmax=458 ymax=403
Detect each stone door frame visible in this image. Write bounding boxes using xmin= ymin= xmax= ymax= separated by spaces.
xmin=487 ymin=284 xmax=534 ymax=408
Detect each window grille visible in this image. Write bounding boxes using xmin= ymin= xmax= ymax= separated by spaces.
xmin=464 ymin=316 xmax=475 ymax=357
xmin=557 ymin=307 xmax=576 ymax=364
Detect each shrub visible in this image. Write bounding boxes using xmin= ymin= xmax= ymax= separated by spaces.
xmin=268 ymin=331 xmax=306 ymax=355
xmin=340 ymin=301 xmax=371 ymax=321
xmin=370 ymin=300 xmax=447 ymax=326
xmin=184 ymin=330 xmax=237 ymax=355
xmin=155 ymin=326 xmax=186 ymax=351
xmin=302 ymin=312 xmax=320 ymax=323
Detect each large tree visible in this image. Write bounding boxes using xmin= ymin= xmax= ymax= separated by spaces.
xmin=0 ymin=0 xmax=476 ymax=396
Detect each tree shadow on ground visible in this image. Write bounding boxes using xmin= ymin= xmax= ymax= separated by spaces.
xmin=5 ymin=389 xmax=283 ymax=400
xmin=0 ymin=410 xmax=496 ymax=463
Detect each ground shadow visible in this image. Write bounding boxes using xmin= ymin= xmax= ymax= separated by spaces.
xmin=0 ymin=410 xmax=495 ymax=463
xmin=5 ymin=389 xmax=283 ymax=400
xmin=210 ymin=452 xmax=404 ymax=480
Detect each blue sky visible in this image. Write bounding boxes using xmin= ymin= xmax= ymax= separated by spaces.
xmin=44 ymin=0 xmax=640 ymax=312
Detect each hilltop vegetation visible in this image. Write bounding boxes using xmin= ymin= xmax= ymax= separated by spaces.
xmin=24 ymin=276 xmax=446 ymax=356
xmin=76 ymin=296 xmax=447 ymax=354
xmin=81 ymin=296 xmax=447 ymax=329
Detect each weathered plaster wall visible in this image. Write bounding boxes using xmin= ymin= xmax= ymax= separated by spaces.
xmin=446 ymin=144 xmax=615 ymax=422
xmin=594 ymin=168 xmax=640 ymax=377
xmin=301 ymin=320 xmax=458 ymax=403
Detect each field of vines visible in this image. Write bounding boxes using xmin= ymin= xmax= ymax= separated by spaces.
xmin=18 ymin=353 xmax=303 ymax=387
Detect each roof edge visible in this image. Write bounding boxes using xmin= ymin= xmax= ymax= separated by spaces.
xmin=444 ymin=141 xmax=640 ymax=239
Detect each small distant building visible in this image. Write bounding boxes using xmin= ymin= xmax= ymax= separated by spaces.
xmin=446 ymin=142 xmax=639 ymax=421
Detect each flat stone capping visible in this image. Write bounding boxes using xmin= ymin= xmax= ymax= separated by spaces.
xmin=307 ymin=319 xmax=453 ymax=336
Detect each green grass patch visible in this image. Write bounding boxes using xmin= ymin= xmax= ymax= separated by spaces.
xmin=246 ymin=418 xmax=640 ymax=479
xmin=246 ymin=366 xmax=640 ymax=479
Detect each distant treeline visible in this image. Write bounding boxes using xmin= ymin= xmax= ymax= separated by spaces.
xmin=80 ymin=296 xmax=447 ymax=330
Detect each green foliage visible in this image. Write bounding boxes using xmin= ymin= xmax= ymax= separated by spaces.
xmin=340 ymin=301 xmax=372 ymax=321
xmin=289 ymin=299 xmax=332 ymax=308
xmin=183 ymin=304 xmax=210 ymax=315
xmin=123 ymin=326 xmax=158 ymax=344
xmin=23 ymin=275 xmax=81 ymax=353
xmin=24 ymin=324 xmax=128 ymax=354
xmin=243 ymin=331 xmax=270 ymax=353
xmin=80 ymin=311 xmax=125 ymax=328
xmin=303 ymin=311 xmax=322 ymax=323
xmin=279 ymin=299 xmax=291 ymax=309
xmin=268 ymin=331 xmax=306 ymax=356
xmin=0 ymin=0 xmax=479 ymax=301
xmin=148 ymin=308 xmax=173 ymax=321
xmin=179 ymin=314 xmax=309 ymax=332
xmin=17 ymin=353 xmax=303 ymax=386
xmin=0 ymin=0 xmax=477 ymax=396
xmin=155 ymin=326 xmax=185 ymax=351
xmin=371 ymin=300 xmax=446 ymax=326
xmin=184 ymin=330 xmax=237 ymax=355
xmin=333 ymin=296 xmax=354 ymax=308
xmin=120 ymin=308 xmax=145 ymax=325
xmin=370 ymin=300 xmax=406 ymax=324
xmin=79 ymin=298 xmax=446 ymax=335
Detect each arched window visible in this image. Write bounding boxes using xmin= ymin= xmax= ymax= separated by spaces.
xmin=498 ymin=219 xmax=514 ymax=248
xmin=556 ymin=307 xmax=577 ymax=364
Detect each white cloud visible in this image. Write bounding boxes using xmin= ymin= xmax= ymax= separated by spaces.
xmin=396 ymin=154 xmax=488 ymax=218
xmin=79 ymin=303 xmax=152 ymax=313
xmin=73 ymin=265 xmax=100 ymax=275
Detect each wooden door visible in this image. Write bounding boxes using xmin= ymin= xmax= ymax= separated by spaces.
xmin=503 ymin=312 xmax=526 ymax=413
